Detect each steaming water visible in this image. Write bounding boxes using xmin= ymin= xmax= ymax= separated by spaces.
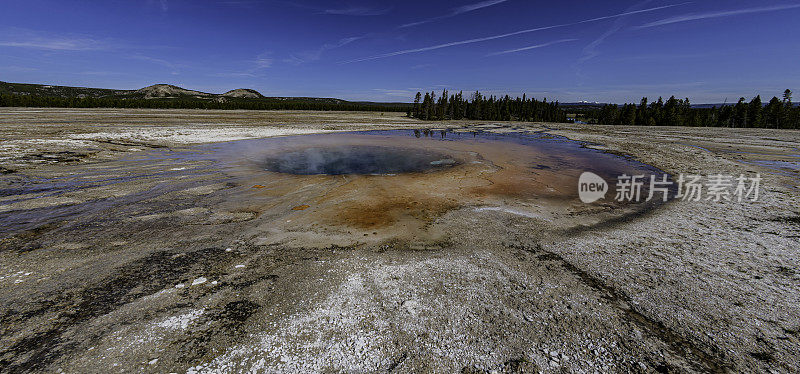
xmin=263 ymin=146 xmax=457 ymax=175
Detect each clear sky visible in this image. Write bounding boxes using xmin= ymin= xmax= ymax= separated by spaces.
xmin=1 ymin=0 xmax=798 ymax=103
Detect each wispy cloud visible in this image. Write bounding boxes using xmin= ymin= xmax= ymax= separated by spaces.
xmin=147 ymin=0 xmax=169 ymax=12
xmin=0 ymin=65 xmax=38 ymax=73
xmin=372 ymin=88 xmax=419 ymax=97
xmin=217 ymin=0 xmax=259 ymax=7
xmin=287 ymin=36 xmax=364 ymax=64
xmin=346 ymin=3 xmax=688 ymax=63
xmin=0 ymin=28 xmax=108 ymax=51
xmin=410 ymin=63 xmax=435 ymax=70
xmin=0 ymin=27 xmax=163 ymax=52
xmin=230 ymin=1 xmax=389 ymax=16
xmin=0 ymin=39 xmax=105 ymax=51
xmin=577 ymin=0 xmax=663 ymax=68
xmin=129 ymin=54 xmax=180 ymax=74
xmin=209 ymin=72 xmax=259 ymax=78
xmin=254 ymin=52 xmax=273 ymax=69
xmin=488 ymin=39 xmax=578 ymax=56
xmin=638 ymin=3 xmax=800 ymax=28
xmin=216 ymin=51 xmax=273 ymax=78
xmin=131 ymin=55 xmax=176 ymax=68
xmin=322 ymin=6 xmax=391 ymax=16
xmin=346 ymin=24 xmax=568 ymax=63
xmin=576 ymin=2 xmax=691 ymax=24
xmin=401 ymin=0 xmax=510 ymax=28
xmin=454 ymin=0 xmax=510 ymax=14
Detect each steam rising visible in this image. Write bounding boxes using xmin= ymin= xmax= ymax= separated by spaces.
xmin=263 ymin=146 xmax=458 ymax=175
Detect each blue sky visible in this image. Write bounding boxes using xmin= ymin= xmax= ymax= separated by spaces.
xmin=1 ymin=0 xmax=798 ymax=103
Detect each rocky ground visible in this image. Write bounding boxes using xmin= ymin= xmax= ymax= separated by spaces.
xmin=0 ymin=108 xmax=798 ymax=373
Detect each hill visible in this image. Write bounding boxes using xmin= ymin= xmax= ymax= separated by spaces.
xmin=0 ymin=81 xmax=126 ymax=98
xmin=133 ymin=84 xmax=212 ymax=99
xmin=221 ymin=89 xmax=263 ymax=99
xmin=0 ymin=81 xmax=412 ymax=112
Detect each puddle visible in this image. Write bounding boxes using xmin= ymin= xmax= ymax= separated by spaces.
xmin=743 ymin=160 xmax=800 ymax=182
xmin=749 ymin=160 xmax=800 ymax=171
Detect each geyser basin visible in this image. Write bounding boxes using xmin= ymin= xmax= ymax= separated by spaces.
xmin=263 ymin=145 xmax=458 ymax=175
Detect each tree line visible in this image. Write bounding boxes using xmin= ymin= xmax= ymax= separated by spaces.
xmin=0 ymin=93 xmax=411 ymax=112
xmin=408 ymin=90 xmax=566 ymax=122
xmin=588 ymin=90 xmax=798 ymax=129
xmin=6 ymin=87 xmax=798 ymax=129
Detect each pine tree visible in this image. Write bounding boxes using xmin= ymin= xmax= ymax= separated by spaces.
xmin=636 ymin=98 xmax=648 ymax=126
xmin=439 ymin=89 xmax=448 ymax=120
xmin=621 ymin=104 xmax=636 ymax=126
xmin=413 ymin=92 xmax=422 ymax=118
xmin=650 ymin=97 xmax=664 ymax=126
xmin=766 ymin=97 xmax=783 ymax=128
xmin=748 ymin=95 xmax=763 ymax=128
xmin=734 ymin=98 xmax=748 ymax=127
xmin=422 ymin=92 xmax=432 ymax=120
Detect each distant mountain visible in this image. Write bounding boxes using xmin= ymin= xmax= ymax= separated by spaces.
xmin=0 ymin=81 xmax=363 ymax=104
xmin=0 ymin=81 xmax=413 ymax=112
xmin=0 ymin=81 xmax=217 ymax=99
xmin=0 ymin=81 xmax=126 ymax=98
